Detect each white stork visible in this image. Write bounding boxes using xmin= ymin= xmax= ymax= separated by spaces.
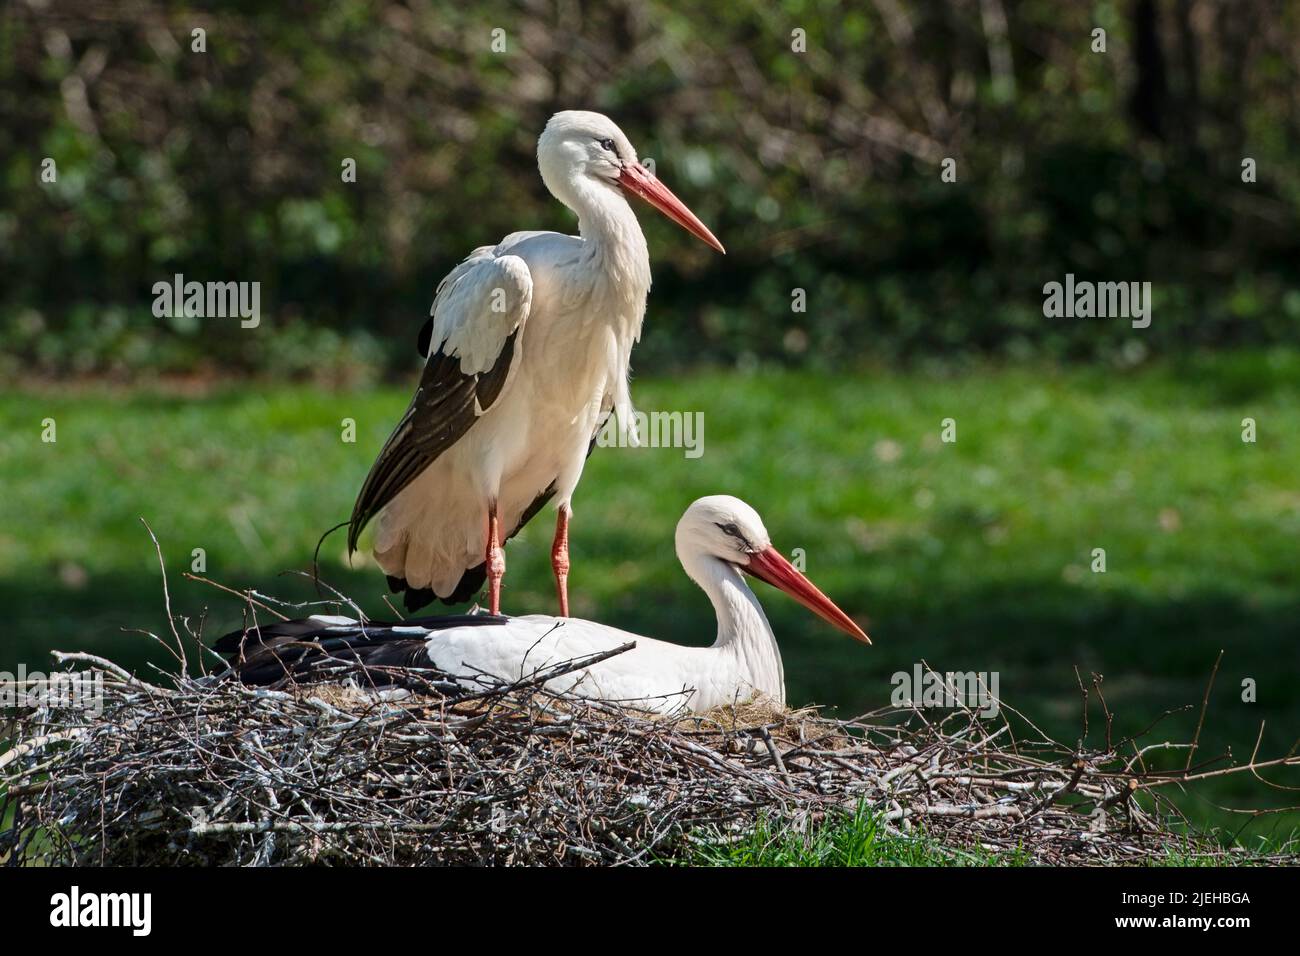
xmin=348 ymin=110 xmax=724 ymax=617
xmin=223 ymin=496 xmax=871 ymax=715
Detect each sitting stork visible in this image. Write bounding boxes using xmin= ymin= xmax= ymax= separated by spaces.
xmin=223 ymin=496 xmax=871 ymax=715
xmin=348 ymin=110 xmax=724 ymax=615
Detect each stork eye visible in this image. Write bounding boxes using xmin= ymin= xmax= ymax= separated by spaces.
xmin=598 ymin=138 xmax=616 ymax=154
xmin=716 ymin=521 xmax=755 ymax=553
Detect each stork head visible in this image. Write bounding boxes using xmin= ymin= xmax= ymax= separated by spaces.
xmin=537 ymin=110 xmax=725 ymax=253
xmin=675 ymin=495 xmax=871 ymax=644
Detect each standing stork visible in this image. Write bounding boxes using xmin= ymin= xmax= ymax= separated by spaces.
xmin=223 ymin=496 xmax=871 ymax=715
xmin=348 ymin=110 xmax=724 ymax=616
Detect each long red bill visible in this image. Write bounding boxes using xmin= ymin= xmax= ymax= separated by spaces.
xmin=743 ymin=546 xmax=871 ymax=645
xmin=618 ymin=162 xmax=725 ymax=254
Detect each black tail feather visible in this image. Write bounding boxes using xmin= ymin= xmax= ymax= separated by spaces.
xmin=215 ymin=613 xmax=508 ymax=687
xmin=387 ymin=569 xmax=485 ymax=612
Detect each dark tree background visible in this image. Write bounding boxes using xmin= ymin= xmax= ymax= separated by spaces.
xmin=2 ymin=0 xmax=1298 ymax=379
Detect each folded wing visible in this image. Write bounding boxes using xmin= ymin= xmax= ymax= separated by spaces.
xmin=348 ymin=251 xmax=533 ymax=553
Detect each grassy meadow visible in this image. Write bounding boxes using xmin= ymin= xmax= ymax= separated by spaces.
xmin=2 ymin=350 xmax=1298 ymax=845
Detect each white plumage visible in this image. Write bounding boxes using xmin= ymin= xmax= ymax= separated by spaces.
xmin=348 ymin=111 xmax=724 ymax=617
xmin=247 ymin=497 xmax=871 ymax=716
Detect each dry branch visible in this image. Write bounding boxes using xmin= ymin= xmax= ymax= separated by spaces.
xmin=3 ymin=653 xmax=1295 ymax=866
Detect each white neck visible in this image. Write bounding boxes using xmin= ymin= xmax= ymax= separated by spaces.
xmin=680 ymin=552 xmax=786 ymax=707
xmin=552 ymin=173 xmax=651 ymax=289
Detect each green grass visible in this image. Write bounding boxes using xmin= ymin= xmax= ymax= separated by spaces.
xmin=2 ymin=349 xmax=1299 ymax=843
xmin=680 ymin=805 xmax=1299 ymax=866
xmin=1153 ymin=834 xmax=1300 ymax=866
xmin=681 ymin=804 xmax=1032 ymax=866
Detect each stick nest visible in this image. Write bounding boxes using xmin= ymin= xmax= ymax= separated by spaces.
xmin=5 ymin=638 xmax=1286 ymax=866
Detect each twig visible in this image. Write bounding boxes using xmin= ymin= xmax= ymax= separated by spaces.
xmin=1186 ymin=650 xmax=1224 ymax=772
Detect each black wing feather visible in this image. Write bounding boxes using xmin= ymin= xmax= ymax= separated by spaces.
xmin=347 ymin=329 xmax=519 ymax=553
xmin=215 ymin=614 xmax=509 ymax=687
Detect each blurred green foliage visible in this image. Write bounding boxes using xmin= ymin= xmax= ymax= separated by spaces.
xmin=2 ymin=1 xmax=1298 ymax=378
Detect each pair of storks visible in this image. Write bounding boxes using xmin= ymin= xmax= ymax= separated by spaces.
xmin=220 ymin=112 xmax=870 ymax=715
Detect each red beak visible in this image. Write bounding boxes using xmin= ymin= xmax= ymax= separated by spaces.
xmin=743 ymin=547 xmax=871 ymax=645
xmin=618 ymin=162 xmax=725 ymax=254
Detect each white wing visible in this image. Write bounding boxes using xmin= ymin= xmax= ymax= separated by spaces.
xmin=424 ymin=615 xmax=708 ymax=714
xmin=427 ymin=248 xmax=533 ymax=376
xmin=348 ymin=248 xmax=533 ymax=551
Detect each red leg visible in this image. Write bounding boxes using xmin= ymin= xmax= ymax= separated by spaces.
xmin=551 ymin=507 xmax=571 ymax=617
xmin=486 ymin=501 xmax=505 ymax=615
